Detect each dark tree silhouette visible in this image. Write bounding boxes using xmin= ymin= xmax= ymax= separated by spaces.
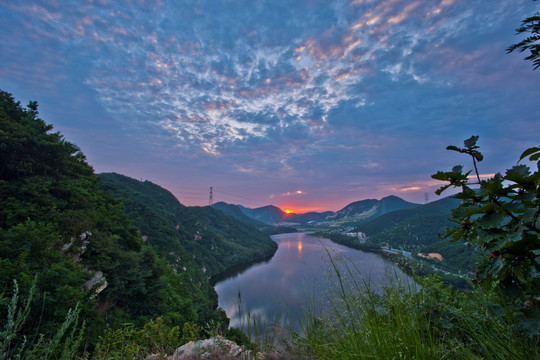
xmin=507 ymin=1 xmax=540 ymax=70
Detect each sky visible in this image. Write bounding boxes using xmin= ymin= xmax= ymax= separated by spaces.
xmin=1 ymin=0 xmax=539 ymax=213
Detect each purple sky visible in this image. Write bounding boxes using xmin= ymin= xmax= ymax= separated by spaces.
xmin=1 ymin=0 xmax=539 ymax=212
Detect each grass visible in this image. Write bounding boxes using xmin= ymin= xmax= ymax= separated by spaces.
xmin=234 ymin=291 xmax=288 ymax=354
xmin=287 ymin=251 xmax=539 ymax=359
xmin=0 ymin=279 xmax=85 ymax=360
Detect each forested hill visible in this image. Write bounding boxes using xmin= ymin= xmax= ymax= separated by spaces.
xmin=357 ymin=195 xmax=461 ymax=248
xmin=356 ymin=195 xmax=479 ymax=273
xmin=211 ymin=201 xmax=298 ymax=235
xmin=0 ymin=90 xmax=268 ymax=353
xmin=211 ymin=201 xmax=269 ymax=228
xmin=98 ymin=173 xmax=278 ymax=278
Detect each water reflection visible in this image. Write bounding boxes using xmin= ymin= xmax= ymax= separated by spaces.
xmin=214 ymin=232 xmax=413 ymax=332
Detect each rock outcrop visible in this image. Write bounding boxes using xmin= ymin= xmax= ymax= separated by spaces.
xmin=145 ymin=336 xmax=289 ymax=360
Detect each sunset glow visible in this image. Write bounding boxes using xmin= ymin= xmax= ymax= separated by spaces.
xmin=280 ymin=207 xmax=321 ymax=214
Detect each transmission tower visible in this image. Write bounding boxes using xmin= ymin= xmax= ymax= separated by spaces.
xmin=209 ymin=187 xmax=213 ymax=205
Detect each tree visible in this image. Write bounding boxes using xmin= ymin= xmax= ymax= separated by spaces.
xmin=507 ymin=1 xmax=540 ymax=70
xmin=432 ymin=136 xmax=540 ymax=334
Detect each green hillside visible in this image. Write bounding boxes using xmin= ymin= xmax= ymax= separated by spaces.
xmin=211 ymin=201 xmax=268 ymax=228
xmin=357 ymin=196 xmax=481 ymax=273
xmin=0 ymin=90 xmax=230 ymax=352
xmin=212 ymin=201 xmax=298 ymax=234
xmin=237 ymin=204 xmax=286 ymax=225
xmin=358 ymin=196 xmax=460 ymax=247
xmin=98 ymin=173 xmax=278 ymax=278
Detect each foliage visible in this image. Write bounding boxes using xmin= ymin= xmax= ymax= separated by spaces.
xmin=1 ymin=89 xmax=104 ymax=343
xmin=432 ymin=136 xmax=540 ymax=335
xmin=293 ymin=259 xmax=538 ymax=360
xmin=0 ymin=89 xmax=232 ymax=355
xmin=356 ymin=196 xmax=461 ymax=251
xmin=223 ymin=327 xmax=255 ymax=351
xmin=507 ymin=2 xmax=540 ymax=70
xmin=0 ymin=279 xmax=85 ymax=360
xmin=181 ymin=322 xmax=203 ymax=344
xmin=92 ymin=318 xmax=192 ymax=359
xmin=418 ymin=239 xmax=478 ymax=274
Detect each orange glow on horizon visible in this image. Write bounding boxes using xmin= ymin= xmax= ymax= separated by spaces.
xmin=280 ymin=206 xmax=326 ymax=214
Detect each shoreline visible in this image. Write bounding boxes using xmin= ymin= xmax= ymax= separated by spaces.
xmin=209 ymin=244 xmax=278 ymax=285
xmin=313 ymin=231 xmax=471 ymax=289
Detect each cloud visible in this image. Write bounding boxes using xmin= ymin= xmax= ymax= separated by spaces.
xmin=281 ymin=190 xmax=305 ymax=197
xmin=1 ymin=0 xmax=537 ymax=209
xmin=3 ymin=0 xmax=524 ymax=159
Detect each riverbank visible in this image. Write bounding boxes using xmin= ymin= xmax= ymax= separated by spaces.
xmin=313 ymin=231 xmax=471 ymax=289
xmin=209 ymin=250 xmax=276 ymax=285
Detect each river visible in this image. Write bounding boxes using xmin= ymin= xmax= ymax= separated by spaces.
xmin=213 ymin=232 xmax=413 ymax=333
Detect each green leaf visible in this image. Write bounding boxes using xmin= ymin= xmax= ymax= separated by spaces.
xmin=435 ymin=184 xmax=452 ymax=195
xmin=431 ymin=171 xmax=451 ymax=181
xmin=451 ymin=165 xmax=463 ymax=173
xmin=519 ymin=146 xmax=540 ymax=162
xmin=522 ymin=208 xmax=537 ymax=223
xmin=505 ymin=165 xmax=531 ymax=183
xmin=446 ymin=145 xmax=462 ymax=153
xmin=463 ymin=135 xmax=479 ymax=149
xmin=472 ymin=151 xmax=483 ymax=162
xmin=485 ymin=236 xmax=511 ymax=251
xmin=477 ymin=212 xmax=505 ymax=229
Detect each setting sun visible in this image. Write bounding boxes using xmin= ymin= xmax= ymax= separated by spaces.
xmin=284 ymin=210 xmax=291 ymax=214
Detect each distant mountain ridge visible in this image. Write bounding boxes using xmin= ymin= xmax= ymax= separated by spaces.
xmin=237 ymin=204 xmax=286 ymax=225
xmin=355 ymin=195 xmax=479 ymax=273
xmin=211 ymin=202 xmax=268 ymax=228
xmin=213 ymin=195 xmax=419 ymax=226
xmin=357 ymin=195 xmax=461 ymax=247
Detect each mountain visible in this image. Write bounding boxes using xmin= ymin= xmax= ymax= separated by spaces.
xmin=357 ymin=196 xmax=460 ymax=248
xmin=211 ymin=202 xmax=268 ymax=228
xmin=356 ymin=196 xmax=479 ymax=273
xmin=230 ymin=195 xmax=418 ymax=226
xmin=329 ymin=195 xmax=419 ymax=225
xmin=237 ymin=204 xmax=287 ymax=225
xmin=211 ymin=202 xmax=298 ymax=235
xmin=98 ymin=173 xmax=278 ymax=278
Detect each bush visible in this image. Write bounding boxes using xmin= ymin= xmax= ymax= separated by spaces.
xmin=432 ymin=136 xmax=540 ymax=335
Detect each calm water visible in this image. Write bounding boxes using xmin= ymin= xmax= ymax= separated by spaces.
xmin=214 ymin=232 xmax=412 ymax=331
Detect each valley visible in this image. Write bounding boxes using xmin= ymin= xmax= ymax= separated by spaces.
xmin=2 ymin=89 xmax=537 ymax=359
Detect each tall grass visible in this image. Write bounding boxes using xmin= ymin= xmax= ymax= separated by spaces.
xmin=290 ymin=251 xmax=539 ymax=360
xmin=234 ymin=291 xmax=289 ymax=353
xmin=0 ymin=279 xmax=84 ymax=360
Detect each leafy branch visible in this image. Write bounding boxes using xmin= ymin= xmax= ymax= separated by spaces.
xmin=432 ymin=136 xmax=540 ymax=336
xmin=507 ymin=2 xmax=540 ymax=70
